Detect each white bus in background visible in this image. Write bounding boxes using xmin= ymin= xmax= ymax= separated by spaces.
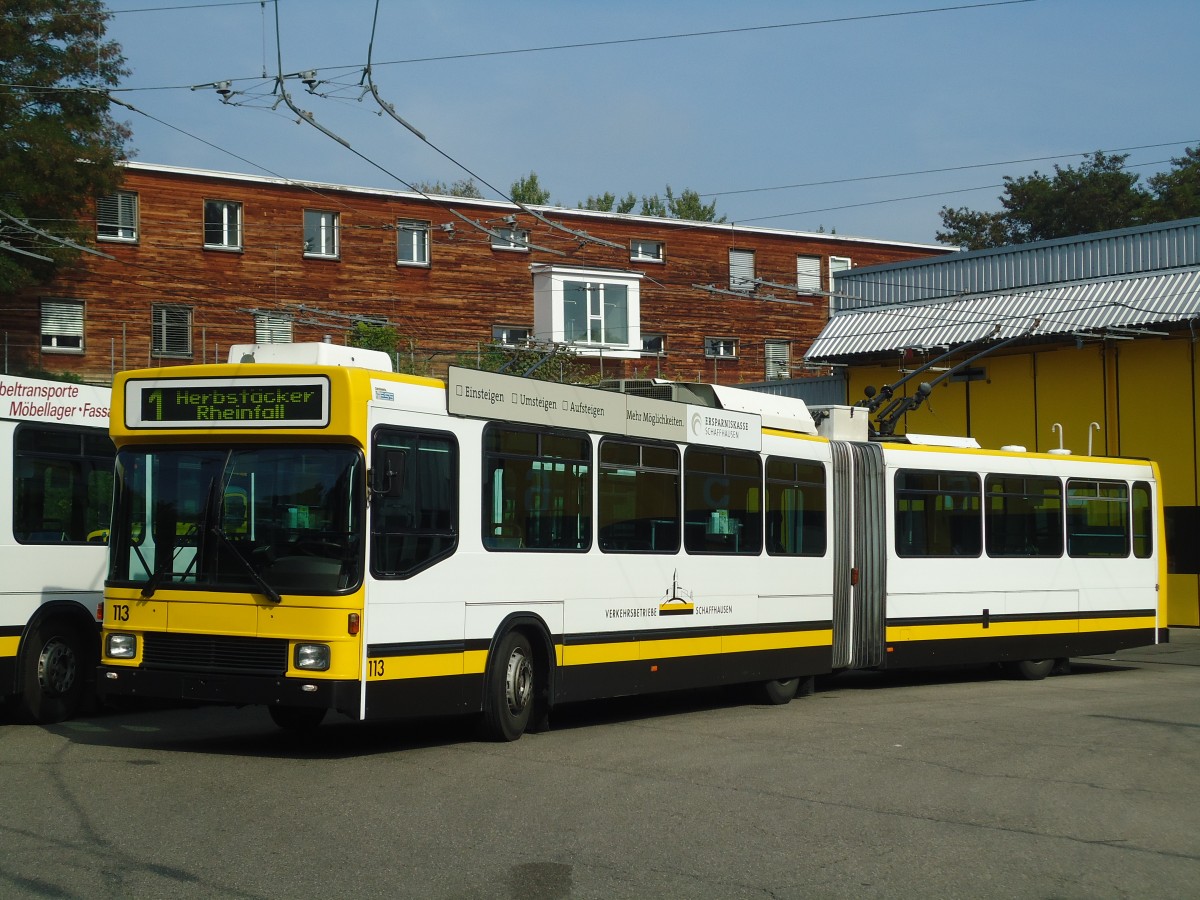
xmin=0 ymin=373 xmax=113 ymax=723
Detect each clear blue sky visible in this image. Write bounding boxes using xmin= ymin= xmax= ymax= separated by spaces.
xmin=103 ymin=0 xmax=1200 ymax=245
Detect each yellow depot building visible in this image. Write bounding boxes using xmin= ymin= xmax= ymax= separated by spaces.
xmin=804 ymin=217 xmax=1200 ymax=626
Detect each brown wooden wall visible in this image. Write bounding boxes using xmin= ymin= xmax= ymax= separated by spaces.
xmin=7 ymin=165 xmax=949 ymax=385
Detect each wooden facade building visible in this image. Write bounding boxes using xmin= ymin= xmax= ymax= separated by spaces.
xmin=8 ymin=162 xmax=948 ymax=385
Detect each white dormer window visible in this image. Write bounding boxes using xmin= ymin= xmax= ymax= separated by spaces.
xmin=531 ymin=265 xmax=643 ymax=359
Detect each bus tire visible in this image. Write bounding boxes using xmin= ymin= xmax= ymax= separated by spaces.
xmin=1014 ymin=658 xmax=1055 ymax=681
xmin=481 ymin=630 xmax=535 ymax=742
xmin=756 ymin=677 xmax=801 ymax=705
xmin=18 ymin=618 xmax=87 ymax=725
xmin=268 ymin=705 xmax=327 ymax=731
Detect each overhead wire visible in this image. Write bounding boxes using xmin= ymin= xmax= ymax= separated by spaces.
xmin=360 ymin=0 xmax=624 ymax=252
xmin=264 ymin=2 xmax=567 ymax=256
xmin=17 ymin=4 xmax=1194 ymax=235
xmin=92 ymin=1 xmax=1040 ymax=92
xmin=19 ymin=1 xmax=1197 ymax=364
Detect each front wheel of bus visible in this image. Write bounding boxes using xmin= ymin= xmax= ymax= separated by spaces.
xmin=18 ymin=619 xmax=87 ymax=724
xmin=269 ymin=705 xmax=327 ymax=731
xmin=481 ymin=631 xmax=535 ymax=742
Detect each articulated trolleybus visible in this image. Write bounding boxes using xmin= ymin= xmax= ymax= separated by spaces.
xmin=96 ymin=344 xmax=1164 ymax=738
xmin=1 ymin=373 xmax=113 ymax=723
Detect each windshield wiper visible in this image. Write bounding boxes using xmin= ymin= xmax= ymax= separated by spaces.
xmin=199 ymin=450 xmax=281 ymax=604
xmin=209 ymin=523 xmax=282 ymax=604
xmin=139 ymin=561 xmax=165 ymax=599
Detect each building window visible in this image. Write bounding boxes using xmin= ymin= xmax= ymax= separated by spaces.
xmin=304 ymin=210 xmax=339 ymax=258
xmin=492 ymin=325 xmax=530 ymax=347
xmin=705 ymin=337 xmax=738 ymax=358
xmin=829 ymin=255 xmax=852 ymax=291
xmin=203 ymin=200 xmax=242 ymax=250
xmin=642 ymin=333 xmax=666 ymax=355
xmin=397 ymin=219 xmax=430 ymax=266
xmin=41 ymin=299 xmax=85 ymax=352
xmin=254 ymin=313 xmax=293 ymax=344
xmin=728 ymin=248 xmax=755 ymax=292
xmin=532 ymin=265 xmax=642 ymax=357
xmin=631 ymin=239 xmax=664 ymax=263
xmin=151 ymin=304 xmax=192 ymax=358
xmin=764 ymin=340 xmax=790 ymax=379
xmin=564 ymin=281 xmax=628 ymax=345
xmin=491 ymin=226 xmax=529 ymax=252
xmin=797 ymin=254 xmax=821 ymax=294
xmin=97 ymin=191 xmax=137 ymax=242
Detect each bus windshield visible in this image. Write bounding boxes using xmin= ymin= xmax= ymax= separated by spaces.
xmin=108 ymin=444 xmax=363 ymax=597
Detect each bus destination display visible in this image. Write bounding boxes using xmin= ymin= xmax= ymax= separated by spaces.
xmin=125 ymin=376 xmax=330 ymax=429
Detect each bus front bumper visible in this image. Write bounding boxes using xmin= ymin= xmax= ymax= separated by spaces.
xmin=96 ymin=665 xmax=361 ymax=717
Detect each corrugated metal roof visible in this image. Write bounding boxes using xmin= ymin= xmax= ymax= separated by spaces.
xmin=832 ymin=217 xmax=1200 ymax=310
xmin=806 ymin=267 xmax=1200 ymax=360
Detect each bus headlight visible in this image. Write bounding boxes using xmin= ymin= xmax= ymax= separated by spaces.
xmin=295 ymin=643 xmax=330 ymax=671
xmin=107 ymin=633 xmax=137 ymax=659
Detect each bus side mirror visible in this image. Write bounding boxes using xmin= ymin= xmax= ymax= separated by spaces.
xmin=372 ymin=449 xmax=407 ymax=497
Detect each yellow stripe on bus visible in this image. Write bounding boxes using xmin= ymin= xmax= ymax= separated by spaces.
xmin=368 ymin=630 xmax=833 ymax=680
xmin=723 ymin=629 xmax=833 ymax=654
xmin=366 ymin=648 xmax=489 ymax=680
xmin=560 ymin=629 xmax=831 ymax=668
xmin=887 ymin=615 xmax=1157 ymax=643
xmin=0 ymin=636 xmax=18 ymax=658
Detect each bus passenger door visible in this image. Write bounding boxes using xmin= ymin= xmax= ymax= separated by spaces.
xmin=830 ymin=441 xmax=886 ymax=670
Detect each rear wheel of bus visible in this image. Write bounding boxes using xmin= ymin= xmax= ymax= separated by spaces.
xmin=18 ymin=618 xmax=89 ymax=724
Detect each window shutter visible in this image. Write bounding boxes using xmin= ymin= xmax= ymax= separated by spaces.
xmin=98 ymin=192 xmax=137 ymax=239
xmin=255 ymin=314 xmax=293 ymax=343
xmin=729 ymin=249 xmax=755 ymax=291
xmin=41 ymin=300 xmax=84 ymax=349
xmin=152 ymin=305 xmax=192 ymax=356
xmin=765 ymin=340 xmax=790 ymax=380
xmin=796 ymin=255 xmax=821 ymax=293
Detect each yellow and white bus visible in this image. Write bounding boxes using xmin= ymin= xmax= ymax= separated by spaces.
xmin=96 ymin=344 xmax=1164 ymax=738
xmin=1 ymin=373 xmax=113 ymax=723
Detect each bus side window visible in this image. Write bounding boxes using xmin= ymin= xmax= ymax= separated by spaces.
xmin=371 ymin=428 xmax=458 ymax=578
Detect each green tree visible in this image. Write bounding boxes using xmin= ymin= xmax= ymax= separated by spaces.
xmin=412 ymin=177 xmax=482 ymax=198
xmin=1 ymin=0 xmax=131 ymax=294
xmin=348 ymin=322 xmax=433 ymax=377
xmin=937 ymin=148 xmax=1200 ymax=250
xmin=510 ymin=171 xmax=550 ymax=205
xmin=640 ymin=192 xmax=668 ymax=218
xmin=666 ymin=186 xmax=723 ymax=222
xmin=457 ymin=344 xmax=598 ymax=384
xmin=348 ymin=321 xmax=397 ymax=354
xmin=1148 ymin=146 xmax=1200 ymax=221
xmin=640 ymin=185 xmax=724 ymax=222
xmin=579 ymin=192 xmax=638 ymax=214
